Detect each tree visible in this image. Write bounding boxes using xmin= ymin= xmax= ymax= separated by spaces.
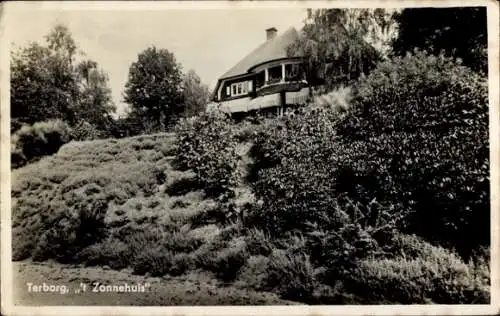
xmin=392 ymin=7 xmax=487 ymax=73
xmin=123 ymin=46 xmax=184 ymax=133
xmin=288 ymin=9 xmax=396 ymax=91
xmin=182 ymin=70 xmax=209 ymax=117
xmin=74 ymin=59 xmax=116 ymax=134
xmin=11 ymin=25 xmax=79 ymax=126
xmin=10 ymin=24 xmax=116 ymax=136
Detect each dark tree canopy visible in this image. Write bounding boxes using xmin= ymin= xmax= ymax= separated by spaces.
xmin=392 ymin=7 xmax=487 ymax=73
xmin=10 ymin=24 xmax=116 ymax=135
xmin=123 ymin=46 xmax=185 ymax=133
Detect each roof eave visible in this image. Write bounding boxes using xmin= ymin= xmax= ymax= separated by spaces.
xmin=246 ymin=56 xmax=304 ymax=73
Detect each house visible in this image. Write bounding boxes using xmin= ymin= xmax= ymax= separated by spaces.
xmin=208 ymin=27 xmax=315 ymax=117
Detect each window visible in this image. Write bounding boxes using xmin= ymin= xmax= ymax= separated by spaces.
xmin=256 ymin=71 xmax=265 ymax=88
xmin=230 ymin=81 xmax=251 ymax=97
xmin=268 ymin=65 xmax=282 ymax=84
xmin=285 ymin=64 xmax=301 ymax=81
xmin=226 ymin=86 xmax=231 ymax=96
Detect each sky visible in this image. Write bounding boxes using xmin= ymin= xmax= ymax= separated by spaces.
xmin=6 ymin=2 xmax=307 ymax=115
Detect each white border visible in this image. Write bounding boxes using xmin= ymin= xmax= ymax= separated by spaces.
xmin=1 ymin=1 xmax=499 ymax=315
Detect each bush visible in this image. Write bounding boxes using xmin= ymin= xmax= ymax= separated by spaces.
xmin=249 ymin=108 xmax=404 ymax=237
xmin=235 ymin=255 xmax=270 ymax=290
xmin=249 ymin=52 xmax=489 ymax=257
xmin=344 ymin=236 xmax=490 ymax=304
xmin=31 ymin=199 xmax=108 ymax=263
xmin=126 ymin=225 xmax=201 ymax=277
xmin=248 ymin=107 xmax=352 ymax=234
xmin=337 ymin=51 xmax=489 ymax=255
xmin=264 ymin=249 xmax=318 ymax=302
xmin=244 ymin=228 xmax=273 ymax=256
xmin=197 ymin=236 xmax=250 ymax=282
xmin=71 ymin=120 xmax=107 ymax=141
xmin=132 ymin=249 xmax=176 ymax=277
xmin=312 ymin=85 xmax=353 ymax=112
xmin=76 ymin=237 xmax=130 ymax=269
xmin=11 ymin=119 xmax=72 ymax=168
xmin=11 ymin=133 xmax=172 ymax=261
xmin=174 ymin=111 xmax=240 ymax=200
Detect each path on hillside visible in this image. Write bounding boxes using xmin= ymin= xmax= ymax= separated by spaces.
xmin=11 ymin=261 xmax=299 ymax=306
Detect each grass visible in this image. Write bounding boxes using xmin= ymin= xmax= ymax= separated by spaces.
xmin=12 ymin=131 xmax=298 ymax=305
xmin=12 ymin=133 xmax=177 ymax=261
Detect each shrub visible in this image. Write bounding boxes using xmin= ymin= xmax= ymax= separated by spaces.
xmin=337 ymin=51 xmax=489 ymax=256
xmin=344 ymin=238 xmax=490 ymax=304
xmin=312 ymin=85 xmax=353 ymax=112
xmin=198 ymin=237 xmax=250 ymax=282
xmin=132 ymin=249 xmax=176 ymax=277
xmin=71 ymin=120 xmax=107 ymax=141
xmin=11 ymin=119 xmax=72 ymax=168
xmin=127 ymin=226 xmax=200 ymax=277
xmin=235 ymin=255 xmax=270 ymax=290
xmin=249 ymin=51 xmax=489 ymax=258
xmin=125 ymin=224 xmax=204 ymax=257
xmin=264 ymin=249 xmax=318 ymax=302
xmin=248 ymin=107 xmax=356 ymax=234
xmin=31 ymin=199 xmax=108 ymax=263
xmin=76 ymin=237 xmax=130 ymax=269
xmin=174 ymin=111 xmax=240 ymax=200
xmin=244 ymin=228 xmax=273 ymax=256
xmin=11 ymin=134 xmax=172 ymax=261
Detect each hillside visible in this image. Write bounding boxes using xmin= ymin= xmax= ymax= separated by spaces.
xmin=11 ymin=52 xmax=491 ymax=305
xmin=11 ymin=132 xmax=299 ymax=305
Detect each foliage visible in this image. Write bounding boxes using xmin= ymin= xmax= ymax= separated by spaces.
xmin=338 ymin=51 xmax=489 ymax=255
xmin=11 ymin=120 xmax=491 ymax=304
xmin=128 ymin=226 xmax=200 ymax=277
xmin=288 ymin=9 xmax=396 ymax=89
xmin=73 ymin=60 xmax=116 ymax=132
xmin=10 ymin=24 xmax=115 ymax=134
xmin=311 ymin=85 xmax=353 ymax=112
xmin=174 ymin=111 xmax=240 ymax=200
xmin=32 ymin=198 xmax=108 ymax=263
xmin=183 ymin=69 xmax=210 ymax=117
xmin=123 ymin=46 xmax=185 ymax=133
xmin=202 ymin=237 xmax=250 ymax=282
xmin=264 ymin=249 xmax=318 ymax=302
xmin=71 ymin=120 xmax=108 ymax=141
xmin=76 ymin=237 xmax=130 ymax=269
xmin=392 ymin=7 xmax=487 ymax=73
xmin=249 ymin=107 xmax=390 ymax=234
xmin=344 ymin=235 xmax=490 ymax=304
xmin=11 ymin=119 xmax=72 ymax=169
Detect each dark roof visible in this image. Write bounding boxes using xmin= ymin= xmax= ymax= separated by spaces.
xmin=219 ymin=27 xmax=300 ymax=80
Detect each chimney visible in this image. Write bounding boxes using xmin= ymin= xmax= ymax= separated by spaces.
xmin=266 ymin=27 xmax=277 ymax=40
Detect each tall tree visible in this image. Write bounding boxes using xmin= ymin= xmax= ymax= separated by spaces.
xmin=392 ymin=7 xmax=487 ymax=73
xmin=11 ymin=25 xmax=78 ymax=126
xmin=182 ymin=70 xmax=209 ymax=117
xmin=75 ymin=59 xmax=116 ymax=133
xmin=123 ymin=46 xmax=184 ymax=133
xmin=288 ymin=9 xmax=396 ymax=90
xmin=10 ymin=24 xmax=115 ymax=134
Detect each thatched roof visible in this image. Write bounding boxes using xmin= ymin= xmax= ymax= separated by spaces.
xmin=219 ymin=27 xmax=300 ymax=80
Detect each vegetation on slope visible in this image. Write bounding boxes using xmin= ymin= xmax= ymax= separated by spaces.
xmin=12 ymin=52 xmax=490 ymax=305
